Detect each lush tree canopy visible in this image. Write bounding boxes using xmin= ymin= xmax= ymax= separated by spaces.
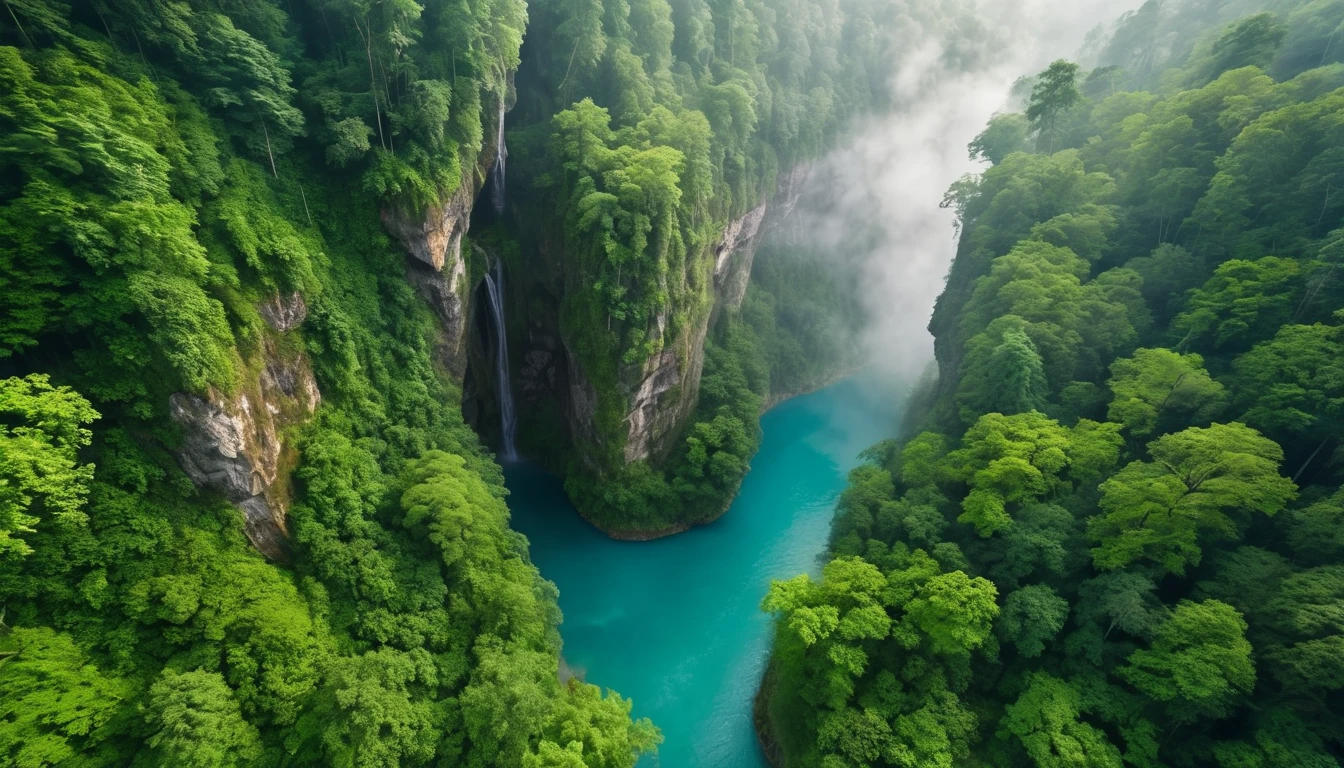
xmin=761 ymin=2 xmax=1344 ymax=764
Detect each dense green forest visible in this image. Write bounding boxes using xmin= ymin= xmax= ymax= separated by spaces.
xmin=759 ymin=0 xmax=1344 ymax=766
xmin=0 ymin=0 xmax=668 ymax=764
xmin=503 ymin=0 xmax=890 ymax=534
xmin=0 ymin=0 xmax=879 ymax=764
xmin=557 ymin=238 xmax=866 ymax=535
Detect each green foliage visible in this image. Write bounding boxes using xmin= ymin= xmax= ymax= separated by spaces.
xmin=940 ymin=412 xmax=1120 ymax=537
xmin=1090 ymin=423 xmax=1296 ymax=575
xmin=1120 ymin=600 xmax=1256 ymax=723
xmin=1172 ymin=257 xmax=1303 ymax=351
xmin=763 ymin=552 xmax=990 ymax=767
xmin=998 ymin=673 xmax=1123 ymax=768
xmin=138 ymin=670 xmax=263 ymax=768
xmin=0 ymin=2 xmax=662 ymax=763
xmin=988 ymin=329 xmax=1050 ymax=415
xmin=547 ymin=98 xmax=689 ymax=367
xmin=956 ymin=238 xmax=1144 ymax=419
xmin=0 ymin=627 xmax=134 ymax=766
xmin=1026 ymin=61 xmax=1082 ymax=152
xmin=970 ymin=114 xmax=1031 ymax=165
xmin=904 ymin=570 xmax=1000 ymax=657
xmin=0 ymin=375 xmax=98 ymax=558
xmin=998 ymin=585 xmax=1070 ymax=658
xmin=762 ymin=7 xmax=1344 ymax=762
xmin=1231 ymin=320 xmax=1344 ymax=451
xmin=514 ymin=0 xmax=896 ymax=514
xmin=1106 ymin=348 xmax=1225 ymax=438
xmin=1286 ymin=489 xmax=1344 ymax=566
xmin=566 ymin=310 xmax=768 ymax=531
xmin=0 ymin=44 xmax=238 ymax=401
xmin=1209 ymin=13 xmax=1288 ymax=80
xmin=742 ymin=243 xmax=866 ymax=395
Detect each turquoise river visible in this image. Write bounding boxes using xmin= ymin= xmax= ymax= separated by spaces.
xmin=506 ymin=374 xmax=905 ymax=767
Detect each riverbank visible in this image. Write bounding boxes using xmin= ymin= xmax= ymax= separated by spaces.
xmin=504 ymin=376 xmax=903 ymax=766
xmin=583 ymin=364 xmax=868 ymax=541
xmin=753 ymin=662 xmax=785 ymax=767
xmin=761 ymin=364 xmax=866 ymax=414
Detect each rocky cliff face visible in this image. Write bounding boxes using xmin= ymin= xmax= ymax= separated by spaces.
xmin=621 ymin=311 xmax=711 ymax=464
xmin=713 ymin=163 xmax=813 ymax=313
xmin=712 ymin=202 xmax=769 ymax=313
xmin=382 ymin=94 xmax=510 ymax=378
xmin=579 ymin=164 xmax=815 ymax=467
xmin=169 ymin=293 xmax=320 ymax=560
xmin=171 ymin=92 xmax=511 ymax=559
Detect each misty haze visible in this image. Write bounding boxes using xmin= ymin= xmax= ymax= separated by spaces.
xmin=1 ymin=0 xmax=1341 ymax=766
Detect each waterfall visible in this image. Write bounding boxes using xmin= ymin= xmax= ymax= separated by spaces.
xmin=490 ymin=99 xmax=507 ymax=215
xmin=483 ymin=261 xmax=517 ymax=460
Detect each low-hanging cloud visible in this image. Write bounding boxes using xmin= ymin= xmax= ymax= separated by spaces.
xmin=789 ymin=0 xmax=1145 ymax=383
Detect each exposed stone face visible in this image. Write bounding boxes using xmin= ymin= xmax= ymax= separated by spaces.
xmin=519 ymin=349 xmax=557 ymax=398
xmin=563 ymin=341 xmax=602 ymax=453
xmin=713 ymin=202 xmax=770 ymax=312
xmin=382 ymin=184 xmax=476 ymax=272
xmin=531 ymin=163 xmax=817 ymax=469
xmin=405 ymin=254 xmax=470 ymax=378
xmin=258 ymin=291 xmax=307 ymax=332
xmin=616 ymin=165 xmax=814 ymax=463
xmin=169 ymin=306 xmax=319 ymax=561
xmin=622 ymin=315 xmax=709 ymax=463
xmin=382 ymin=93 xmax=508 ymax=377
xmin=772 ymin=162 xmax=814 ymax=222
xmin=713 ymin=163 xmax=814 ymax=312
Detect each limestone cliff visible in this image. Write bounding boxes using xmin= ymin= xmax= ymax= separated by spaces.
xmin=166 ymin=85 xmax=509 ymax=559
xmin=713 ymin=164 xmax=813 ymax=314
xmin=169 ymin=293 xmax=320 ymax=560
xmin=382 ymin=94 xmax=510 ymax=378
xmin=556 ymin=164 xmax=815 ymax=470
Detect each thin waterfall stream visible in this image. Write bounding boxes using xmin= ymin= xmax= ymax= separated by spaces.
xmin=483 ymin=261 xmax=517 ymax=460
xmin=491 ymin=99 xmax=508 ymax=215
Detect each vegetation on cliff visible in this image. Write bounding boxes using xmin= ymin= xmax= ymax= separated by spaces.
xmin=509 ymin=0 xmax=952 ymax=533
xmin=760 ymin=1 xmax=1344 ymax=765
xmin=0 ymin=1 xmax=663 ymax=765
xmin=0 ymin=0 xmax=887 ymax=760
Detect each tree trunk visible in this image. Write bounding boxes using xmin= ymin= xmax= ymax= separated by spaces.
xmin=355 ymin=19 xmax=387 ymax=151
xmin=259 ymin=114 xmax=278 ymax=178
xmin=1293 ymin=436 xmax=1332 ymax=483
xmin=1157 ymin=373 xmax=1189 ymax=411
xmin=2 ymin=1 xmax=33 ymax=48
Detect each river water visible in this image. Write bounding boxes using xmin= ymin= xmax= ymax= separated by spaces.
xmin=506 ymin=374 xmax=904 ymax=767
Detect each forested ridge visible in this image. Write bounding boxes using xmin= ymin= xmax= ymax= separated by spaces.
xmin=503 ymin=0 xmax=898 ymax=534
xmin=759 ymin=1 xmax=1344 ymax=766
xmin=0 ymin=0 xmax=884 ymax=764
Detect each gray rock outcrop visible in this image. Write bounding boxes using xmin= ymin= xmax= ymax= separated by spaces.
xmin=382 ymin=93 xmax=509 ymax=377
xmin=614 ymin=163 xmax=815 ymax=464
xmin=169 ymin=296 xmax=320 ymax=560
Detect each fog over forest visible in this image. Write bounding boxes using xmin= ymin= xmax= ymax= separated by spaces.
xmin=796 ymin=0 xmax=1147 ymax=380
xmin=4 ymin=0 xmax=1344 ymax=765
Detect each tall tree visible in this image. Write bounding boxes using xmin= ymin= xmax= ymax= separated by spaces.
xmin=999 ymin=673 xmax=1124 ymax=768
xmin=1026 ymin=60 xmax=1082 ymax=152
xmin=1089 ymin=423 xmax=1297 ymax=575
xmin=0 ymin=375 xmax=98 ymax=558
xmin=1120 ymin=600 xmax=1255 ymax=723
xmin=138 ymin=670 xmax=264 ymax=768
xmin=1106 ymin=348 xmax=1225 ymax=439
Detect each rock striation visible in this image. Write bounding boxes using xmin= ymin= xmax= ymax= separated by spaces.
xmin=607 ymin=164 xmax=814 ymax=465
xmin=169 ymin=292 xmax=320 ymax=560
xmin=382 ymin=93 xmax=509 ymax=378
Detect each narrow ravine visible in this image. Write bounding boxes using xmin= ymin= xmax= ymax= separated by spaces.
xmin=506 ymin=373 xmax=906 ymax=766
